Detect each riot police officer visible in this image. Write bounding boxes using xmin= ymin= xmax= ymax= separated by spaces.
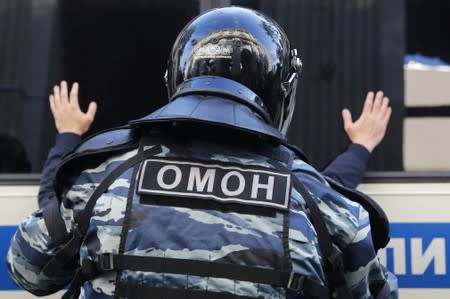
xmin=7 ymin=6 xmax=397 ymax=299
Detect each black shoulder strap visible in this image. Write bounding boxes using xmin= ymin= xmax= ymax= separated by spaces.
xmin=270 ymin=160 xmax=353 ymax=299
xmin=42 ymin=145 xmax=162 ymax=277
xmin=43 ymin=199 xmax=71 ymax=246
xmin=74 ymin=144 xmax=159 ymax=235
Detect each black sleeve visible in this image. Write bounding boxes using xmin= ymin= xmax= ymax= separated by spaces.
xmin=322 ymin=144 xmax=371 ymax=189
xmin=38 ymin=133 xmax=81 ymax=208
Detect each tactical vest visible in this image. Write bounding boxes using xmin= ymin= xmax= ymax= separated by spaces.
xmin=42 ymin=125 xmax=390 ymax=299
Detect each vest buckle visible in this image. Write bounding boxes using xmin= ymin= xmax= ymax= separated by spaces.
xmin=287 ymin=272 xmax=305 ymax=291
xmin=96 ymin=253 xmax=115 ymax=271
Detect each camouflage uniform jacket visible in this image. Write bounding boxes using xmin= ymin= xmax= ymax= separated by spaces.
xmin=7 ymin=130 xmax=393 ymax=299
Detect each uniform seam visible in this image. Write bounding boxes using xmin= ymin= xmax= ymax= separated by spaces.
xmin=188 ymin=97 xmax=204 ymax=116
xmin=347 ymin=205 xmax=362 ymax=248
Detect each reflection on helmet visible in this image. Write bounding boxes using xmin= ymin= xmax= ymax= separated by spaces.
xmin=186 ymin=29 xmax=270 ymax=87
xmin=165 ymin=6 xmax=302 ymax=135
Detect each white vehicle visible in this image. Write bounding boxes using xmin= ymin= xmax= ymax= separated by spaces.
xmin=1 ymin=173 xmax=450 ymax=299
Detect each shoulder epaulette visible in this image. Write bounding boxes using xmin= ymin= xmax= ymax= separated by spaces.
xmin=72 ymin=126 xmax=136 ymax=154
xmin=54 ymin=126 xmax=138 ymax=198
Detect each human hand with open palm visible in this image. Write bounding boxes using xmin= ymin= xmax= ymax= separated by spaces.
xmin=49 ymin=81 xmax=97 ymax=136
xmin=342 ymin=91 xmax=392 ymax=153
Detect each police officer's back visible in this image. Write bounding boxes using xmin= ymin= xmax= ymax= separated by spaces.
xmin=7 ymin=6 xmax=396 ymax=299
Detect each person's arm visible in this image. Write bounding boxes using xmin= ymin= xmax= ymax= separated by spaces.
xmin=293 ymin=167 xmax=397 ymax=298
xmin=38 ymin=81 xmax=97 ymax=208
xmin=38 ymin=133 xmax=81 ymax=208
xmin=342 ymin=204 xmax=398 ymax=298
xmin=7 ymin=81 xmax=97 ymax=294
xmin=322 ymin=144 xmax=370 ymax=189
xmin=323 ymin=91 xmax=392 ymax=188
xmin=6 ymin=209 xmax=74 ymax=295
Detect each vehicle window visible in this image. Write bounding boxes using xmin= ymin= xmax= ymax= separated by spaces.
xmin=1 ymin=0 xmax=449 ymax=174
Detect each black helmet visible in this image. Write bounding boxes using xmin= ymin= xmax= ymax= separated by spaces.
xmin=164 ymin=6 xmax=302 ymax=135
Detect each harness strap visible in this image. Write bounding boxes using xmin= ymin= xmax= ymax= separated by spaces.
xmin=118 ymin=285 xmax=259 ymax=299
xmin=41 ymin=145 xmax=162 ymax=288
xmin=43 ymin=199 xmax=71 ymax=246
xmin=80 ymin=253 xmax=329 ymax=298
xmin=375 ymin=281 xmax=392 ymax=299
xmin=270 ymin=160 xmax=353 ymax=299
xmin=61 ymin=268 xmax=85 ymax=299
xmin=41 ymin=225 xmax=83 ymax=275
xmin=75 ymin=144 xmax=161 ymax=235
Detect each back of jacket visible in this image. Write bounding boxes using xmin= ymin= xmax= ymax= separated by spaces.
xmin=7 ymin=129 xmax=390 ymax=298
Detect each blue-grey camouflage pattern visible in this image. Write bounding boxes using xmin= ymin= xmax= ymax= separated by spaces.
xmin=7 ymin=138 xmax=396 ymax=298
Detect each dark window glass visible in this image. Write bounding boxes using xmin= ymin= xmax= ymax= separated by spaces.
xmin=1 ymin=0 xmax=449 ymax=175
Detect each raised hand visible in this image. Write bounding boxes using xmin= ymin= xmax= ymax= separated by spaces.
xmin=49 ymin=81 xmax=97 ymax=136
xmin=342 ymin=91 xmax=392 ymax=153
